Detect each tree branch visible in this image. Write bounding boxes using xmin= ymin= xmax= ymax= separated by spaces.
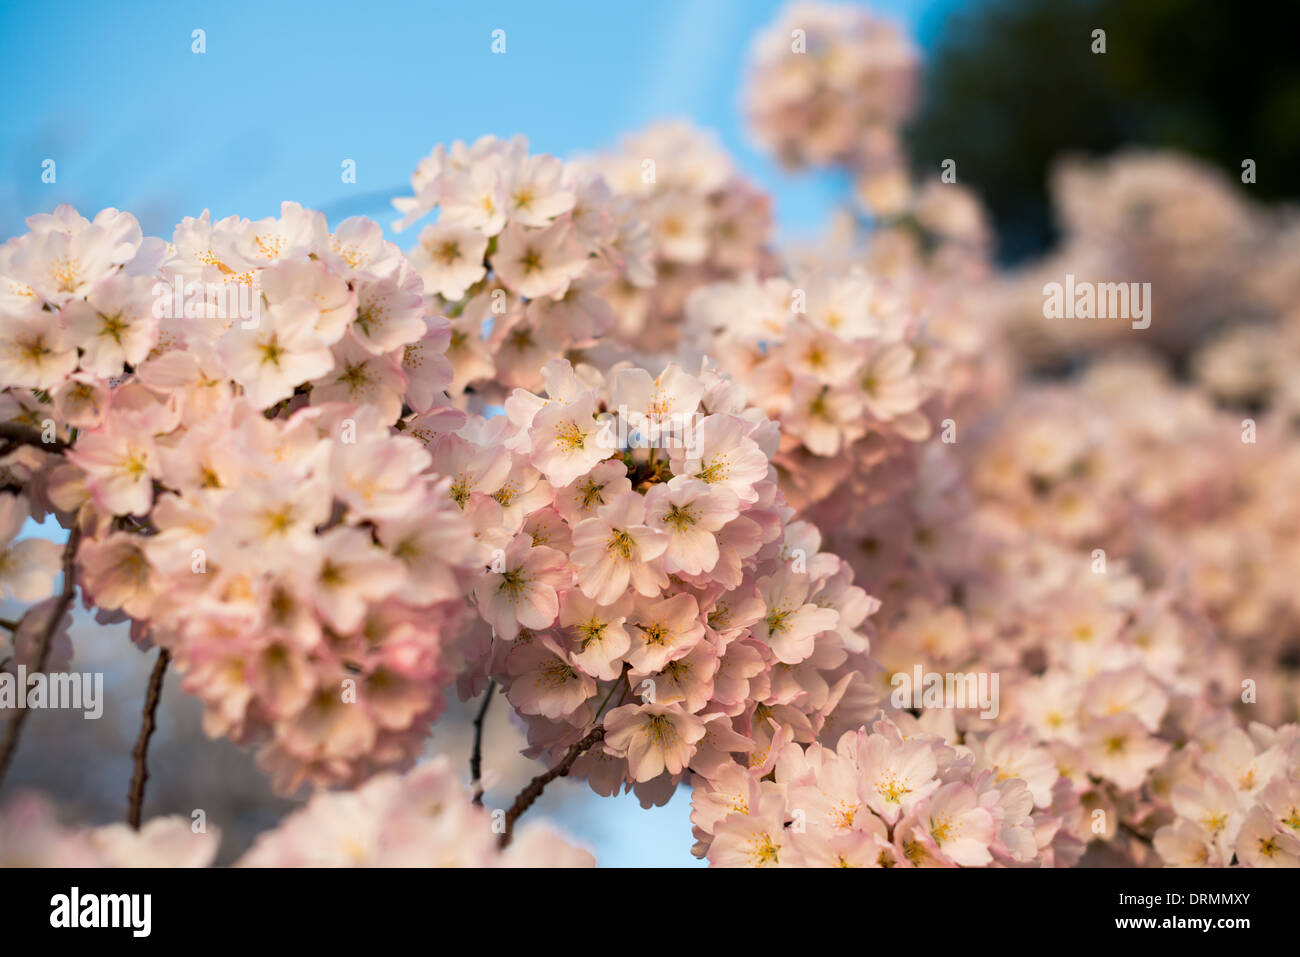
xmin=470 ymin=679 xmax=496 ymax=806
xmin=1118 ymin=819 xmax=1153 ymax=847
xmin=127 ymin=647 xmax=170 ymax=829
xmin=0 ymin=524 xmax=81 ymax=792
xmin=0 ymin=422 xmax=69 ymax=453
xmin=496 ymin=726 xmax=604 ymax=850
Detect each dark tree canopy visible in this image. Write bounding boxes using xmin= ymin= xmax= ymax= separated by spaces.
xmin=907 ymin=0 xmax=1300 ymax=263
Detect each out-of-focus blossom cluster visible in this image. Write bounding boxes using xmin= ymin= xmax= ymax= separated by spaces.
xmin=718 ymin=3 xmax=1300 ymax=869
xmin=392 ymin=135 xmax=654 ymax=398
xmin=960 ymin=356 xmax=1300 ymax=705
xmin=238 ymin=755 xmax=592 ymax=866
xmin=685 ymin=68 xmax=1004 ymax=595
xmin=0 ymin=494 xmax=67 ymax=675
xmin=582 ymin=122 xmax=778 ymax=349
xmin=798 ymin=304 xmax=1300 ymax=865
xmin=0 ymin=792 xmax=218 ymax=866
xmin=0 ymin=756 xmax=592 ymax=867
xmin=993 ymin=152 xmax=1278 ymax=362
xmin=1190 ymin=204 xmax=1300 ymax=422
xmin=0 ymin=202 xmax=484 ymax=793
xmin=443 ymin=355 xmax=884 ymax=809
xmin=745 ymin=1 xmax=919 ymax=216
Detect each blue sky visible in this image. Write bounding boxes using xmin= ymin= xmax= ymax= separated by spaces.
xmin=1 ymin=0 xmax=958 ymax=244
xmin=0 ymin=0 xmax=961 ymax=866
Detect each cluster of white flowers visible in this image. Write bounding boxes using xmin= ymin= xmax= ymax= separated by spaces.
xmin=680 ymin=266 xmax=955 ymax=595
xmin=393 ymin=135 xmax=654 ymax=397
xmin=691 ymin=715 xmax=1073 ymax=867
xmin=0 ymin=203 xmax=484 ymax=792
xmin=436 ymin=355 xmax=881 ymax=807
xmin=583 ymin=121 xmax=777 ymax=349
xmin=1153 ymin=724 xmax=1300 ymax=867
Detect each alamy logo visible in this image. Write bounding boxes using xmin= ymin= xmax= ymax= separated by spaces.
xmin=50 ymin=887 xmax=151 ymax=937
xmin=1042 ymin=273 xmax=1151 ymax=330
xmin=0 ymin=667 xmax=104 ymax=719
xmin=152 ymin=276 xmax=260 ymax=329
xmin=890 ymin=665 xmax=1000 ymax=719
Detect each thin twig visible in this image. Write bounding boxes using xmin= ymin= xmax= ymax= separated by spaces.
xmin=496 ymin=726 xmax=605 ymax=849
xmin=593 ymin=664 xmax=632 ymax=724
xmin=127 ymin=647 xmax=171 ymax=829
xmin=0 ymin=525 xmax=81 ymax=792
xmin=0 ymin=422 xmax=69 ymax=453
xmin=591 ymin=677 xmax=623 ymax=722
xmin=470 ymin=679 xmax=496 ymax=805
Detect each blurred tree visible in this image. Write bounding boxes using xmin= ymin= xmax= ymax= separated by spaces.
xmin=907 ymin=0 xmax=1300 ymax=262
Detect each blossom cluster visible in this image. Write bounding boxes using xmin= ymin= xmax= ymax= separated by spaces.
xmin=0 ymin=202 xmax=483 ymax=792
xmin=1152 ymin=723 xmax=1300 ymax=867
xmin=993 ymin=151 xmax=1278 ymax=360
xmin=963 ymin=357 xmax=1300 ymax=705
xmin=718 ymin=419 xmax=1298 ymax=868
xmin=442 ymin=356 xmax=882 ymax=808
xmin=0 ymin=493 xmax=64 ymax=626
xmin=0 ymin=792 xmax=218 ymax=867
xmin=691 ymin=716 xmax=1075 ymax=867
xmin=0 ymin=755 xmax=592 ymax=867
xmin=822 ymin=402 xmax=1300 ymax=866
xmin=237 ymin=755 xmax=592 ymax=866
xmin=2 ymin=0 xmax=1299 ymax=870
xmin=680 ymin=265 xmax=963 ymax=594
xmin=582 ymin=121 xmax=777 ymax=349
xmin=717 ymin=10 xmax=1300 ymax=867
xmin=392 ymin=135 xmax=654 ymax=397
xmin=744 ymin=1 xmax=919 ymax=215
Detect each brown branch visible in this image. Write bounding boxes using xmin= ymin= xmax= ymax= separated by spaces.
xmin=0 ymin=524 xmax=81 ymax=792
xmin=496 ymin=726 xmax=604 ymax=849
xmin=1118 ymin=819 xmax=1153 ymax=847
xmin=0 ymin=422 xmax=69 ymax=453
xmin=127 ymin=647 xmax=171 ymax=829
xmin=470 ymin=679 xmax=496 ymax=806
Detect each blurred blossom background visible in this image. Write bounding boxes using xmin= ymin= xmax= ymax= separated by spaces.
xmin=1 ymin=0 xmax=1297 ymax=866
